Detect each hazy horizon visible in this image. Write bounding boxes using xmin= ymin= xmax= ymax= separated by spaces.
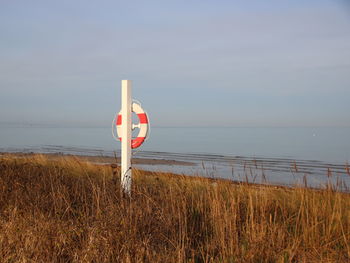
xmin=1 ymin=121 xmax=350 ymax=129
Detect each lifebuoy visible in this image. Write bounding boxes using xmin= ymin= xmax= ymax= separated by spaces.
xmin=116 ymin=102 xmax=149 ymax=149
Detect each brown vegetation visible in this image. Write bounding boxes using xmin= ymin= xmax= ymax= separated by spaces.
xmin=0 ymin=154 xmax=349 ymax=262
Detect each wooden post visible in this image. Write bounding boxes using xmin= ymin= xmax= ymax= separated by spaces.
xmin=121 ymin=80 xmax=132 ymax=195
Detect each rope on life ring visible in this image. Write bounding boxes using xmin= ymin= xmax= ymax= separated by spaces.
xmin=116 ymin=102 xmax=149 ymax=149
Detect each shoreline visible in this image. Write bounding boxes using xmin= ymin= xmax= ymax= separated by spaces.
xmin=1 ymin=149 xmax=350 ymax=192
xmin=0 ymin=151 xmax=195 ymax=167
xmin=0 ymin=151 xmax=334 ymax=193
xmin=2 ymin=151 xmax=350 ymax=193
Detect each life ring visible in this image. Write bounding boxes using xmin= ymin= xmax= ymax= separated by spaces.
xmin=116 ymin=102 xmax=149 ymax=149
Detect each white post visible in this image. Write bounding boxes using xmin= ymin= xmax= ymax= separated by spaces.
xmin=121 ymin=80 xmax=132 ymax=195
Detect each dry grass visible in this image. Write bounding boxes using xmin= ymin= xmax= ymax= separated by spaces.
xmin=0 ymin=154 xmax=349 ymax=262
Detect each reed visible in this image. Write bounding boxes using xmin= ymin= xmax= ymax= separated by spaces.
xmin=0 ymin=154 xmax=349 ymax=262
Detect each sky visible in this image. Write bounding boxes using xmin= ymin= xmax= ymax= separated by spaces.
xmin=0 ymin=0 xmax=350 ymax=127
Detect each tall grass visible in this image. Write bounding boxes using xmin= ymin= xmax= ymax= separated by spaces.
xmin=0 ymin=154 xmax=349 ymax=262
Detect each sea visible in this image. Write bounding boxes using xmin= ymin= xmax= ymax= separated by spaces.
xmin=1 ymin=126 xmax=350 ymax=190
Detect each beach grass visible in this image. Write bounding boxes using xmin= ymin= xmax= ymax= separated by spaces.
xmin=0 ymin=154 xmax=349 ymax=262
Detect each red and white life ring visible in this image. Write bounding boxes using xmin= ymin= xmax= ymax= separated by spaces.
xmin=116 ymin=102 xmax=149 ymax=149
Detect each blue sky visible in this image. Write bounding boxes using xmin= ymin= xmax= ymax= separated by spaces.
xmin=1 ymin=0 xmax=349 ymax=127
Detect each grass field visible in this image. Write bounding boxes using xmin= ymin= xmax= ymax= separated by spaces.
xmin=0 ymin=154 xmax=349 ymax=262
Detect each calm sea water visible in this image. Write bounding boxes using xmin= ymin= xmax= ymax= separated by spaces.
xmin=0 ymin=126 xmax=349 ymax=163
xmin=1 ymin=126 xmax=350 ymax=189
